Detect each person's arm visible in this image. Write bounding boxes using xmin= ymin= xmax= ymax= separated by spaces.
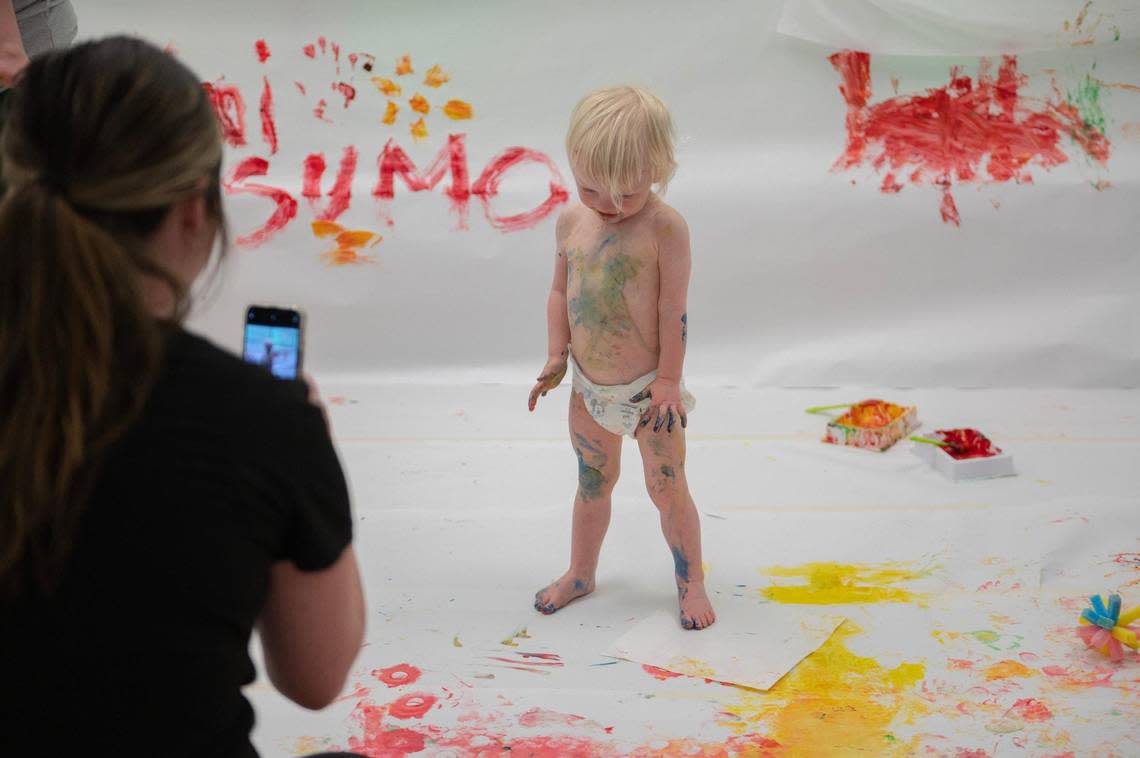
xmin=632 ymin=210 xmax=691 ymax=434
xmin=258 ymin=545 xmax=365 ymax=710
xmin=529 ymin=208 xmax=575 ymax=410
xmin=0 ymin=1 xmax=28 ymax=88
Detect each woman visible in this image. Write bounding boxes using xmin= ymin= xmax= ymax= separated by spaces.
xmin=0 ymin=37 xmax=365 ymax=757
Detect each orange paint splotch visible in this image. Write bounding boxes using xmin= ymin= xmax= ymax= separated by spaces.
xmin=761 ymin=560 xmax=931 ymax=605
xmin=1011 ymin=697 xmax=1053 ymax=722
xmin=443 ymin=99 xmax=474 ymax=120
xmin=395 ymin=54 xmax=413 ymax=75
xmin=983 ymin=659 xmax=1034 ymax=681
xmin=410 ymin=117 xmax=428 ymax=142
xmin=721 ymin=622 xmax=926 ymax=757
xmin=371 ymin=77 xmax=401 ymax=97
xmin=382 ymin=100 xmax=399 ymax=126
xmin=424 ymin=64 xmax=450 ymax=87
xmin=642 ymin=664 xmax=684 ymax=681
xmin=409 ymin=93 xmax=430 ymax=114
xmin=312 ymin=220 xmax=380 ymax=266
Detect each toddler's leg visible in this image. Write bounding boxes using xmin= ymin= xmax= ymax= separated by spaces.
xmin=637 ymin=423 xmax=716 ymax=629
xmin=534 ymin=391 xmax=622 ymax=614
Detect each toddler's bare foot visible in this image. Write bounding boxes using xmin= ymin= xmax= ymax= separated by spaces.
xmin=534 ymin=572 xmax=595 ymax=614
xmin=677 ymin=581 xmax=716 ymax=630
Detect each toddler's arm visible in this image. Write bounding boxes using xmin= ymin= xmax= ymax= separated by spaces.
xmin=528 ymin=210 xmax=574 ymax=411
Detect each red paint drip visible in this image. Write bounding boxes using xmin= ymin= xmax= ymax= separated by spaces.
xmin=334 ymin=81 xmax=356 ymax=108
xmin=255 ymin=39 xmax=270 ymax=63
xmin=388 ymin=693 xmax=437 ymax=719
xmin=295 ymin=81 xmax=306 ymax=96
xmin=373 ymin=134 xmax=471 ymax=227
xmin=202 ymin=81 xmax=246 ymax=147
xmin=302 ymin=43 xmax=316 ymax=58
xmin=259 ymin=76 xmax=277 ymax=155
xmin=349 ymin=52 xmax=359 ymax=69
xmin=373 ymin=663 xmax=422 ymax=687
xmin=223 ymin=157 xmax=298 ymax=247
xmin=829 ymin=50 xmax=1111 ymax=225
xmin=471 ymin=147 xmax=570 ymax=232
xmin=318 ymin=37 xmax=327 ymax=54
xmin=302 ymin=146 xmax=359 ymax=222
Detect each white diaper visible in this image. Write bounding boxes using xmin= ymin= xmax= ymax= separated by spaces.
xmin=571 ymin=355 xmax=696 ymax=437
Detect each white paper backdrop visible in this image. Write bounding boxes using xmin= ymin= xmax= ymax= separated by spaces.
xmin=80 ymin=1 xmax=1140 ymax=387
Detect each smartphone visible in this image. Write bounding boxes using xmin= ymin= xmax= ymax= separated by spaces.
xmin=243 ymin=305 xmax=303 ymax=380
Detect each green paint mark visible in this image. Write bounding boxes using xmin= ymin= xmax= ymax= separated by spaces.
xmin=567 ymin=236 xmax=642 ymax=339
xmin=968 ymin=629 xmax=1024 ymax=651
xmin=1114 ymin=25 xmax=1121 ymax=41
xmin=1067 ymin=74 xmax=1107 ymax=137
xmin=884 ymin=735 xmax=897 ymax=743
xmin=575 ymin=447 xmax=605 ymax=501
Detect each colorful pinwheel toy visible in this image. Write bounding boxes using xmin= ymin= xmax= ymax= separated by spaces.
xmin=1077 ymin=594 xmax=1140 ymax=662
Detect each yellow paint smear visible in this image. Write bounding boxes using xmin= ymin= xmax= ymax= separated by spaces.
xmin=423 ymin=64 xmax=449 ymax=88
xmin=382 ymin=101 xmax=399 ymax=126
xmin=371 ymin=77 xmax=401 ymax=97
xmin=668 ymin=656 xmax=716 ymax=679
xmin=410 ymin=117 xmax=428 ymax=142
xmin=443 ymin=99 xmax=473 ymax=120
xmin=984 ymin=659 xmax=1034 ymax=680
xmin=722 ymin=622 xmax=926 ymax=757
xmin=409 ymin=93 xmax=430 ymax=115
xmin=761 ymin=561 xmax=930 ymax=605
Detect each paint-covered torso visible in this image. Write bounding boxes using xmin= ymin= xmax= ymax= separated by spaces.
xmin=562 ymin=202 xmax=664 ymax=385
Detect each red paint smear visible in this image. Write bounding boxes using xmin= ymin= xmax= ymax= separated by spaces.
xmin=641 ymin=664 xmax=684 ymax=681
xmin=1111 ymin=552 xmax=1140 ymax=566
xmin=255 ymin=39 xmax=270 ymax=63
xmin=295 ymin=81 xmax=306 ymax=96
xmin=518 ymin=707 xmax=585 ymax=728
xmin=334 ymin=684 xmax=372 ymax=703
xmin=259 ymin=76 xmax=277 ymax=155
xmin=829 ymin=50 xmax=1111 ymax=225
xmin=471 ymin=147 xmax=570 ymax=232
xmin=388 ymin=693 xmax=437 ymax=719
xmin=302 ymin=44 xmax=316 ymax=58
xmin=334 ymin=81 xmax=356 ymax=108
xmin=223 ymin=157 xmax=298 ymax=247
xmin=947 ymin=658 xmax=974 ymax=670
xmin=314 ymin=98 xmax=330 ymax=122
xmin=332 ymin=42 xmax=341 ymax=68
xmin=318 ymin=36 xmax=327 ymax=54
xmin=1011 ymin=697 xmax=1053 ymax=722
xmin=954 ymin=750 xmax=991 ymax=758
xmin=202 ymin=81 xmax=246 ymax=147
xmin=373 ymin=663 xmax=422 ymax=687
xmin=373 ymin=134 xmax=471 ymax=227
xmin=1040 ymin=664 xmax=1116 ymax=688
xmin=346 ymin=702 xmax=426 ymax=758
xmin=349 ymin=52 xmax=359 ymax=69
xmin=517 ymin=652 xmax=561 ymax=660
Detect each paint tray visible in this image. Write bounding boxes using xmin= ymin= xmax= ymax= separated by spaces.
xmin=911 ymin=430 xmax=1016 ymax=481
xmin=815 ymin=399 xmax=919 ymax=452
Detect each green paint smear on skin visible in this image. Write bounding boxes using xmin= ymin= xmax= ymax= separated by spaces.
xmin=575 ymin=447 xmax=605 ymax=500
xmin=1067 ymin=74 xmax=1107 ymax=136
xmin=567 ymin=236 xmax=642 ymax=339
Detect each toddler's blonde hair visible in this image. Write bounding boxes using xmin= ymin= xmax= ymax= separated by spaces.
xmin=566 ymin=85 xmax=676 ymax=209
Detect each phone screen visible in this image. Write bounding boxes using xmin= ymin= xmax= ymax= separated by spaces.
xmin=243 ymin=306 xmax=302 ymax=380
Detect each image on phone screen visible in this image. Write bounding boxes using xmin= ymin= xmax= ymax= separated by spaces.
xmin=243 ymin=306 xmax=302 ymax=380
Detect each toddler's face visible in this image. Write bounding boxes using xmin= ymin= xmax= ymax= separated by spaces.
xmin=572 ymin=170 xmax=654 ymax=224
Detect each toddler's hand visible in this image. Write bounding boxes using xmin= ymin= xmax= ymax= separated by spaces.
xmin=630 ymin=378 xmax=686 ymax=434
xmin=528 ymin=356 xmax=568 ymax=411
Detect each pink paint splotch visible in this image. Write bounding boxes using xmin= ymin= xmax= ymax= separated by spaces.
xmin=830 ymin=51 xmax=1111 ymax=226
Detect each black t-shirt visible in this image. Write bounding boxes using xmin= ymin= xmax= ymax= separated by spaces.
xmin=0 ymin=329 xmax=352 ymax=758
